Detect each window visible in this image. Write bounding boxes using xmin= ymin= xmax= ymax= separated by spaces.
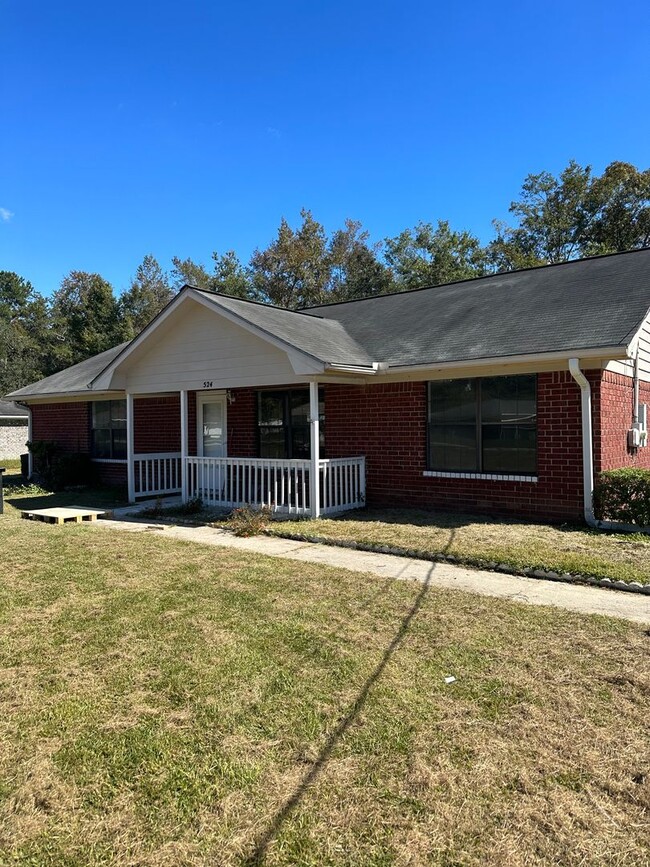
xmin=257 ymin=389 xmax=324 ymax=459
xmin=91 ymin=400 xmax=127 ymax=460
xmin=427 ymin=375 xmax=536 ymax=475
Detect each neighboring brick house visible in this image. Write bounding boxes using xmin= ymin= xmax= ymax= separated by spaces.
xmin=0 ymin=400 xmax=28 ymax=460
xmin=7 ymin=250 xmax=650 ymax=523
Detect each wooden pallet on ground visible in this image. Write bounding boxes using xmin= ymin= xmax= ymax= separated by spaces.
xmin=20 ymin=507 xmax=106 ymax=525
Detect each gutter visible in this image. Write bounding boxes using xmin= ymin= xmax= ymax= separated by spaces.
xmin=568 ymin=358 xmax=649 ymax=534
xmin=325 ymin=362 xmax=389 ymax=375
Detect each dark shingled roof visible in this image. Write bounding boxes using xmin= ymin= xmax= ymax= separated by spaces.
xmin=196 ymin=290 xmax=375 ymax=366
xmin=6 ymin=343 xmax=129 ymax=399
xmin=0 ymin=399 xmax=28 ymax=418
xmin=5 ymin=250 xmax=650 ymax=400
xmin=305 ymin=249 xmax=650 ymax=367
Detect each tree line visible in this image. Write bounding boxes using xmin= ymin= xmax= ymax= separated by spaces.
xmin=2 ymin=159 xmax=649 ymax=395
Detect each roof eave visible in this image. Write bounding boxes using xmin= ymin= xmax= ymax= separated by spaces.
xmin=382 ymin=344 xmax=632 ymax=374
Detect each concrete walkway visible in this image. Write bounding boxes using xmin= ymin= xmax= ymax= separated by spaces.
xmin=94 ymin=519 xmax=650 ymax=625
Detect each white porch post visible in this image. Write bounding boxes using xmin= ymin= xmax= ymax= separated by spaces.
xmin=126 ymin=392 xmax=135 ymax=503
xmin=180 ymin=389 xmax=188 ymax=503
xmin=309 ymin=381 xmax=320 ymax=518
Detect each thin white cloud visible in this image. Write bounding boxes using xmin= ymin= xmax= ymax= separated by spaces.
xmin=266 ymin=126 xmax=281 ymax=139
xmin=0 ymin=207 xmax=13 ymax=222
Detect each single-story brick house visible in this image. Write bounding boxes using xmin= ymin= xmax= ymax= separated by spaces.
xmin=0 ymin=400 xmax=29 ymax=460
xmin=7 ymin=250 xmax=650 ymax=522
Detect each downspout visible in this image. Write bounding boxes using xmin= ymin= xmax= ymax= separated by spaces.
xmin=568 ymin=358 xmax=596 ymax=527
xmin=633 ymin=348 xmax=640 ymax=426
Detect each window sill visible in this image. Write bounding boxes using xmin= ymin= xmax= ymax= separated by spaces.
xmin=423 ymin=470 xmax=538 ymax=483
xmin=91 ymin=458 xmax=128 ymax=464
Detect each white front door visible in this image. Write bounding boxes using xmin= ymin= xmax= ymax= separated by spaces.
xmin=198 ymin=395 xmax=227 ymax=457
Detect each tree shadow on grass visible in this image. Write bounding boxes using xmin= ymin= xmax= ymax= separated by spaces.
xmin=242 ymin=529 xmax=456 ymax=865
xmin=4 ymin=481 xmax=127 ymax=513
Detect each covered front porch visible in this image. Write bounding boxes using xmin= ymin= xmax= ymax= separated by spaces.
xmin=126 ymin=384 xmax=365 ymax=517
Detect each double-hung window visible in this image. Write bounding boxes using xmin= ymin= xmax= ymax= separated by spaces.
xmin=91 ymin=400 xmax=127 ymax=460
xmin=427 ymin=375 xmax=536 ymax=475
xmin=257 ymin=389 xmax=324 ymax=459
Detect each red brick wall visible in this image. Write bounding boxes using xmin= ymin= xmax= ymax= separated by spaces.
xmin=227 ymin=389 xmax=257 ymax=456
xmin=134 ymin=395 xmax=180 ymax=453
xmin=31 ymin=402 xmax=90 ymax=452
xmin=31 ymin=370 xmax=650 ymax=520
xmin=29 ymin=401 xmax=124 ymax=486
xmin=596 ymin=370 xmax=650 ymax=472
xmin=324 ymin=372 xmax=594 ymax=522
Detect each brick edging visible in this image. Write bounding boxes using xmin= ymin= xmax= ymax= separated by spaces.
xmin=265 ymin=530 xmax=650 ymax=596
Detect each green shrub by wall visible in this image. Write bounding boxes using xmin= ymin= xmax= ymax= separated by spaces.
xmin=593 ymin=468 xmax=650 ymax=527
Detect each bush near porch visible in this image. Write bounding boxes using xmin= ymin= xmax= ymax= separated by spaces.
xmin=0 ymin=500 xmax=649 ymax=865
xmin=265 ymin=508 xmax=650 ymax=586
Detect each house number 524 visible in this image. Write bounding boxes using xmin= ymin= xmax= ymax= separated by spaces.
xmin=203 ymin=381 xmax=213 ymax=388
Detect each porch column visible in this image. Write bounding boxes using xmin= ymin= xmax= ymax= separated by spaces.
xmin=126 ymin=392 xmax=135 ymax=503
xmin=180 ymin=389 xmax=188 ymax=503
xmin=309 ymin=381 xmax=320 ymax=518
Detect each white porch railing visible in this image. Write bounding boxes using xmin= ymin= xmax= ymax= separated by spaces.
xmin=319 ymin=456 xmax=366 ymax=515
xmin=185 ymin=455 xmax=365 ymax=516
xmin=133 ymin=452 xmax=182 ymax=498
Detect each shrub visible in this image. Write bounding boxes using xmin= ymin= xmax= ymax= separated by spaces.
xmin=226 ymin=504 xmax=274 ymax=537
xmin=178 ymin=496 xmax=203 ymax=515
xmin=27 ymin=441 xmax=96 ymax=490
xmin=593 ymin=468 xmax=650 ymax=527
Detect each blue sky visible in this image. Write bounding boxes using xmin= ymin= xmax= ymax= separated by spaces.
xmin=2 ymin=1 xmax=649 ymax=296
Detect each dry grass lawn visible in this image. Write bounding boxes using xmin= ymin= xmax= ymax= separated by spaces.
xmin=270 ymin=508 xmax=650 ymax=585
xmin=0 ymin=500 xmax=649 ymax=865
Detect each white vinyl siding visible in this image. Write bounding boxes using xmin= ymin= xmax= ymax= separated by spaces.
xmin=121 ymin=300 xmax=309 ymax=393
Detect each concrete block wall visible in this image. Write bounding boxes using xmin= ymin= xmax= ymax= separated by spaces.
xmin=0 ymin=421 xmax=29 ymax=460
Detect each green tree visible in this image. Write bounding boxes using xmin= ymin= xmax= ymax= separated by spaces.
xmin=587 ymin=161 xmax=650 ymax=253
xmin=489 ymin=161 xmax=595 ymax=267
xmin=385 ymin=220 xmax=490 ymax=289
xmin=328 ymin=220 xmax=394 ymax=301
xmin=0 ymin=320 xmax=46 ymax=395
xmin=249 ymin=209 xmax=331 ymax=308
xmin=0 ymin=271 xmax=51 ymax=392
xmin=121 ymin=255 xmax=174 ymax=336
xmin=211 ymin=250 xmax=254 ymax=299
xmin=0 ymin=271 xmax=36 ymax=323
xmin=489 ymin=160 xmax=650 ymax=268
xmin=49 ymin=271 xmax=127 ymax=370
xmin=170 ymin=256 xmax=214 ymax=291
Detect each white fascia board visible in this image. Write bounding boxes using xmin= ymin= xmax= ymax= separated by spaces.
xmin=11 ymin=390 xmax=126 ymax=405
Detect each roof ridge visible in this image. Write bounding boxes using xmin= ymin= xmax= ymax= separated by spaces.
xmin=191 ymin=287 xmax=325 ymax=319
xmin=301 ymin=247 xmax=650 ymax=311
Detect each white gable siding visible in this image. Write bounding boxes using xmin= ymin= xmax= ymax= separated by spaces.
xmin=120 ymin=301 xmax=309 ymax=393
xmin=605 ymin=312 xmax=650 ymax=382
